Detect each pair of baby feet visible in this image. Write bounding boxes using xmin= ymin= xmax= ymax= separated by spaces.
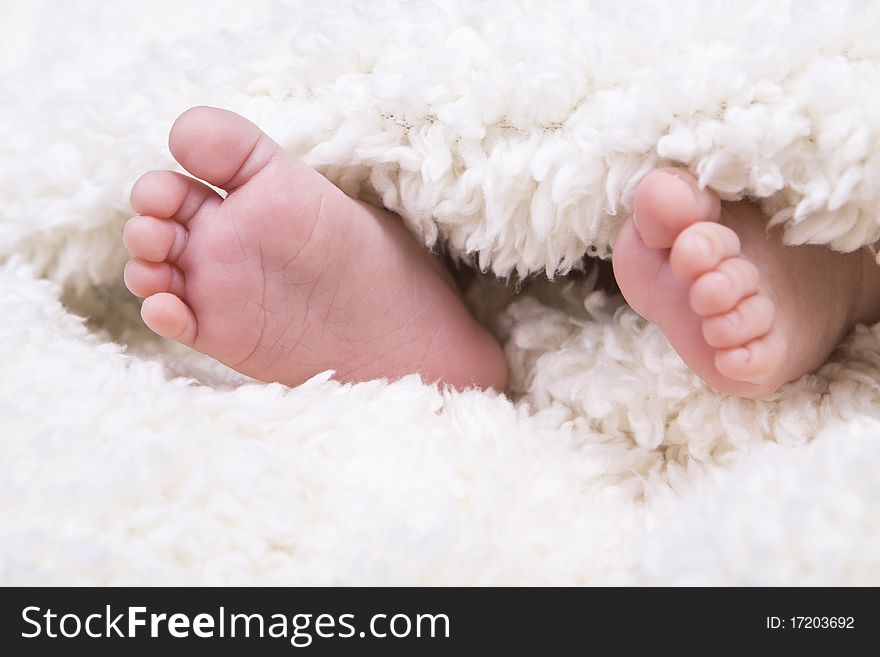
xmin=123 ymin=107 xmax=880 ymax=398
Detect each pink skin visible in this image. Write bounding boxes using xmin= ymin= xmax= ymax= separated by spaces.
xmin=613 ymin=168 xmax=880 ymax=398
xmin=123 ymin=106 xmax=508 ymax=390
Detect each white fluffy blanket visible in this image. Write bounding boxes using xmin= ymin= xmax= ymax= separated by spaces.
xmin=2 ymin=0 xmax=880 ymax=585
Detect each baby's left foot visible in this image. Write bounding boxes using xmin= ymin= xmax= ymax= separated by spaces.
xmin=122 ymin=107 xmax=508 ymax=390
xmin=613 ymin=167 xmax=880 ymax=398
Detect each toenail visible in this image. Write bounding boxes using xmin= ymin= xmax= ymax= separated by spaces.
xmin=732 ymin=346 xmax=751 ymax=363
xmin=692 ymin=235 xmax=712 ymax=256
xmin=660 ymin=170 xmax=697 ymax=201
xmin=123 ymin=216 xmax=141 ymax=234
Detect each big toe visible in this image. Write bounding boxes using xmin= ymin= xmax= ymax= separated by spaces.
xmin=168 ymin=106 xmax=280 ymax=192
xmin=632 ymin=167 xmax=722 ymax=249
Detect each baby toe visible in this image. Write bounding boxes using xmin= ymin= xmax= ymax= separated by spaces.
xmin=632 ymin=168 xmax=722 ymax=249
xmin=670 ymin=222 xmax=741 ymax=280
xmin=702 ymin=293 xmax=775 ymax=348
xmin=714 ymin=332 xmax=786 ymax=387
xmin=123 ymin=216 xmax=187 ymax=263
xmin=689 ymin=257 xmax=760 ymax=316
xmin=130 ymin=169 xmax=221 ymax=223
xmin=123 ymin=258 xmax=186 ymax=298
xmin=168 ymin=106 xmax=280 ymax=192
xmin=141 ymin=293 xmax=198 ymax=347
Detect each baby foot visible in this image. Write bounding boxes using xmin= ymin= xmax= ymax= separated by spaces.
xmin=123 ymin=107 xmax=507 ymax=390
xmin=613 ymin=167 xmax=880 ymax=398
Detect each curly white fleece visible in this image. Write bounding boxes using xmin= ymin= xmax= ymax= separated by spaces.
xmin=5 ymin=0 xmax=880 ymax=284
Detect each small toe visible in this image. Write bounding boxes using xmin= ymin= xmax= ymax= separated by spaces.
xmin=141 ymin=293 xmax=198 ymax=346
xmin=689 ymin=257 xmax=760 ymax=316
xmin=632 ymin=167 xmax=722 ymax=249
xmin=130 ymin=169 xmax=221 ymax=223
xmin=702 ymin=294 xmax=775 ymax=348
xmin=670 ymin=222 xmax=741 ymax=280
xmin=123 ymin=258 xmax=186 ymax=298
xmin=714 ymin=332 xmax=786 ymax=386
xmin=123 ymin=216 xmax=188 ymax=263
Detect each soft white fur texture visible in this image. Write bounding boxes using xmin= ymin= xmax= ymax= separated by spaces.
xmin=2 ymin=0 xmax=880 ymax=585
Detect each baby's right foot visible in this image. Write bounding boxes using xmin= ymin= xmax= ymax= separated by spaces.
xmin=123 ymin=107 xmax=507 ymax=390
xmin=613 ymin=168 xmax=880 ymax=398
